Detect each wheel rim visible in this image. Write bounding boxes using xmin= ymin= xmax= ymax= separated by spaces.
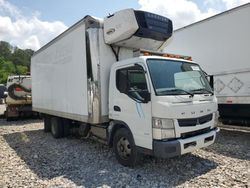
xmin=117 ymin=136 xmax=131 ymax=160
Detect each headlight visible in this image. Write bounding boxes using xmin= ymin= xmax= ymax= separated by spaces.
xmin=152 ymin=117 xmax=174 ymax=129
xmin=152 ymin=118 xmax=175 ymax=139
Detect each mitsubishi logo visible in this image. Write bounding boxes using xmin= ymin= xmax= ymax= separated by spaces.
xmin=196 ymin=119 xmax=200 ymax=125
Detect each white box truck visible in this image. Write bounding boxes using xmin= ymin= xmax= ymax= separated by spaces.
xmin=165 ymin=3 xmax=250 ymax=125
xmin=31 ymin=9 xmax=219 ymax=166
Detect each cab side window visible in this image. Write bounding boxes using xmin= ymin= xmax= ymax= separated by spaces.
xmin=116 ymin=69 xmax=128 ymax=94
xmin=128 ymin=69 xmax=147 ymax=91
xmin=116 ymin=65 xmax=149 ymax=102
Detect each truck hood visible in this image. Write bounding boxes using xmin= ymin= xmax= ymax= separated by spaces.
xmin=152 ymin=94 xmax=217 ymax=119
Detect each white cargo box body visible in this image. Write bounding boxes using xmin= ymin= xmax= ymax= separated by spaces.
xmin=31 ymin=16 xmax=134 ymax=124
xmin=31 ymin=22 xmax=89 ymax=121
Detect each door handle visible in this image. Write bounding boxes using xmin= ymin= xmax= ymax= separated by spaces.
xmin=114 ymin=105 xmax=121 ymax=112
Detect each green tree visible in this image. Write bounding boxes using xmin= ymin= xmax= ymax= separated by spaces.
xmin=0 ymin=57 xmax=15 ymax=83
xmin=12 ymin=47 xmax=33 ymax=66
xmin=0 ymin=41 xmax=12 ymax=60
xmin=0 ymin=41 xmax=34 ymax=84
xmin=16 ymin=65 xmax=28 ymax=75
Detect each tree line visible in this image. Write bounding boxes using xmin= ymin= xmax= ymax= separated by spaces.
xmin=0 ymin=41 xmax=34 ymax=84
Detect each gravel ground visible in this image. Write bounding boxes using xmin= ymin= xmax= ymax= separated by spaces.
xmin=0 ymin=105 xmax=249 ymax=188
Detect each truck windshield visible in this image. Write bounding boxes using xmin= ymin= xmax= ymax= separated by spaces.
xmin=147 ymin=59 xmax=212 ymax=96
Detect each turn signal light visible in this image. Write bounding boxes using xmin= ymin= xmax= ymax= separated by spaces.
xmin=140 ymin=49 xmax=192 ymax=61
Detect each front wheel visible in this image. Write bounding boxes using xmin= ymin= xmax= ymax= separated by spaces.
xmin=113 ymin=128 xmax=139 ymax=167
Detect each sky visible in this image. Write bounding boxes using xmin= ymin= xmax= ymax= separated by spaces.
xmin=0 ymin=0 xmax=249 ymax=50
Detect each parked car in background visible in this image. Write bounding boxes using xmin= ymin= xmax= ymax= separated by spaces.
xmin=4 ymin=75 xmax=33 ymax=120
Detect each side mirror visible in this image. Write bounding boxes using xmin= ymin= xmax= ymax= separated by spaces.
xmin=206 ymin=75 xmax=214 ymax=90
xmin=203 ymin=70 xmax=214 ymax=90
xmin=142 ymin=90 xmax=151 ymax=103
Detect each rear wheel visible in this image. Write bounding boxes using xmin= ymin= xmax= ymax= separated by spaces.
xmin=113 ymin=128 xmax=139 ymax=167
xmin=51 ymin=117 xmax=64 ymax=138
xmin=44 ymin=115 xmax=51 ymax=132
xmin=62 ymin=118 xmax=71 ymax=137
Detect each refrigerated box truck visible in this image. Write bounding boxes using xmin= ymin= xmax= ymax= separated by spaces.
xmin=165 ymin=3 xmax=250 ymax=125
xmin=31 ymin=9 xmax=219 ymax=166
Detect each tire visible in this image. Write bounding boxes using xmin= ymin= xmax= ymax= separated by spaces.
xmin=62 ymin=118 xmax=71 ymax=137
xmin=113 ymin=128 xmax=139 ymax=167
xmin=44 ymin=116 xmax=51 ymax=132
xmin=5 ymin=110 xmax=14 ymax=121
xmin=5 ymin=108 xmax=10 ymax=121
xmin=51 ymin=117 xmax=64 ymax=138
xmin=78 ymin=123 xmax=91 ymax=137
xmin=5 ymin=110 xmax=9 ymax=121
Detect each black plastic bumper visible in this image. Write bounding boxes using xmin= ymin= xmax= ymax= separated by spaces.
xmin=153 ymin=139 xmax=181 ymax=158
xmin=153 ymin=127 xmax=219 ymax=158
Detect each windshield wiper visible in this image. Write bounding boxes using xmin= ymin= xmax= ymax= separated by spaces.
xmin=160 ymin=88 xmax=194 ymax=97
xmin=191 ymin=88 xmax=214 ymax=95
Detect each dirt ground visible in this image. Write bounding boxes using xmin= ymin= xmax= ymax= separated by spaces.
xmin=0 ymin=104 xmax=249 ymax=187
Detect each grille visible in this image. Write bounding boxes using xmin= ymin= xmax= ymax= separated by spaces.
xmin=181 ymin=127 xmax=211 ymax=139
xmin=178 ymin=114 xmax=213 ymax=127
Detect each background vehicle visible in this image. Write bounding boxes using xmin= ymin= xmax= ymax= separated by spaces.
xmin=0 ymin=84 xmax=7 ymax=104
xmin=165 ymin=3 xmax=250 ymax=125
xmin=5 ymin=75 xmax=32 ymax=120
xmin=31 ymin=9 xmax=219 ymax=166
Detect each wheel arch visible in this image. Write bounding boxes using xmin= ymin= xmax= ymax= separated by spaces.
xmin=108 ymin=120 xmax=134 ymax=147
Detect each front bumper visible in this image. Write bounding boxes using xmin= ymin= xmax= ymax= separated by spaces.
xmin=153 ymin=127 xmax=220 ymax=158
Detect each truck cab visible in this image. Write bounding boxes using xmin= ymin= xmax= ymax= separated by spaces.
xmin=109 ymin=54 xmax=218 ymax=163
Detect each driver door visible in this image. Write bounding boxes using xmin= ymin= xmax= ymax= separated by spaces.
xmin=111 ymin=64 xmax=152 ymax=150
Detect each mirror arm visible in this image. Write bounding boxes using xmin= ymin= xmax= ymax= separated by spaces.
xmin=207 ymin=75 xmax=214 ymax=90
